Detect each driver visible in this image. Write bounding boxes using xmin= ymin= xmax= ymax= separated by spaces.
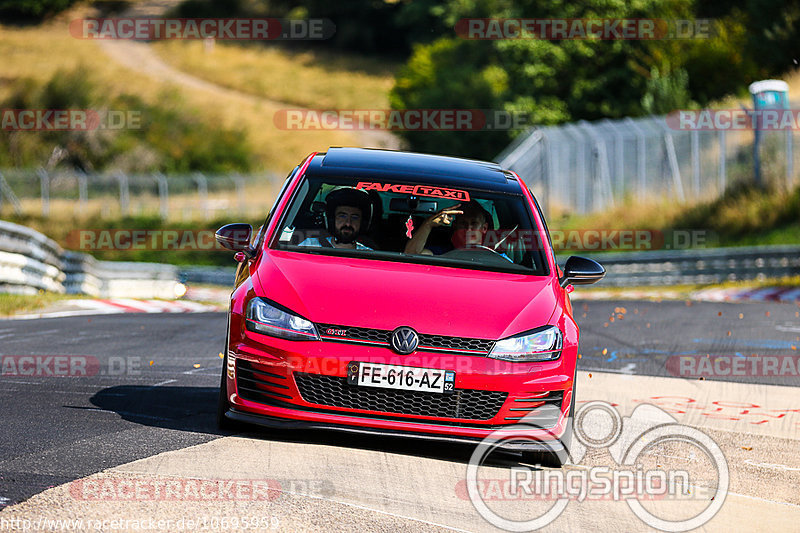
xmin=404 ymin=200 xmax=491 ymax=255
xmin=298 ymin=187 xmax=373 ymax=250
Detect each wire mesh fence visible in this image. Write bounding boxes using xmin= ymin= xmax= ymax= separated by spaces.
xmin=0 ymin=169 xmax=281 ymax=220
xmin=3 ymin=109 xmax=798 ymax=222
xmin=496 ymin=107 xmax=800 ymax=216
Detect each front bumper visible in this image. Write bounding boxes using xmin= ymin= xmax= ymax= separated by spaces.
xmin=225 ymin=408 xmax=566 ymax=455
xmin=226 ymin=322 xmax=576 ymax=443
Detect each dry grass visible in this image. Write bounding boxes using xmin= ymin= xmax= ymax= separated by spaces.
xmin=11 ymin=182 xmax=281 ymax=222
xmin=0 ymin=10 xmax=368 ymax=173
xmin=551 ymin=196 xmax=687 ymax=232
xmin=151 ymin=40 xmax=396 ymax=110
xmin=0 ymin=292 xmax=81 ymax=316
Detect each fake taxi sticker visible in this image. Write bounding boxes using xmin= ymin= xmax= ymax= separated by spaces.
xmin=355 ymin=182 xmax=470 ymax=201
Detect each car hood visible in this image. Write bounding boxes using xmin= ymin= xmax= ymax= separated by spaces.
xmin=253 ymin=251 xmax=559 ymax=340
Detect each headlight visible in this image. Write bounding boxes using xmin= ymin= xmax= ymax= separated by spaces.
xmin=245 ymin=298 xmax=319 ymax=341
xmin=488 ymin=326 xmax=562 ymax=362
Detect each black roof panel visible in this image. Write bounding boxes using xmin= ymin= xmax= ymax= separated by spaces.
xmin=310 ymin=148 xmax=517 ymax=191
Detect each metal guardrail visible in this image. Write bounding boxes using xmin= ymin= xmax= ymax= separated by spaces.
xmin=0 ymin=220 xmax=65 ymax=294
xmin=1 ymin=221 xmax=184 ymax=298
xmin=179 ymin=266 xmax=237 ymax=286
xmin=563 ymin=245 xmax=800 ymax=287
xmin=2 ymin=218 xmax=799 ymax=296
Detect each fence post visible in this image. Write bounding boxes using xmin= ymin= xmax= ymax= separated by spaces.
xmin=117 ymin=172 xmax=129 ymax=215
xmin=0 ymin=172 xmax=22 ymax=215
xmin=691 ymin=130 xmax=700 ymax=199
xmin=624 ymin=118 xmax=647 ymax=203
xmin=543 ymin=135 xmax=554 ymax=210
xmin=156 ymin=173 xmax=169 ymax=220
xmin=233 ymin=174 xmax=245 ymax=211
xmin=194 ymin=173 xmax=209 ymax=219
xmin=77 ymin=171 xmax=88 ymax=211
xmin=37 ymin=168 xmax=50 ymax=217
xmin=579 ymin=121 xmax=614 ymax=209
xmin=612 ymin=124 xmax=624 ymax=195
xmin=562 ymin=124 xmax=587 ymax=213
xmin=718 ymin=130 xmax=727 ymax=194
xmin=663 ymin=131 xmax=685 ymax=202
xmin=786 ymin=129 xmax=794 ymax=189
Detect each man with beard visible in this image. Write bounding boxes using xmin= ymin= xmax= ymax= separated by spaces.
xmin=298 ymin=187 xmax=373 ymax=250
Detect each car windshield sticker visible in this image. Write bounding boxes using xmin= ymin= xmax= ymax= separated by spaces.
xmin=355 ymin=182 xmax=470 ymax=201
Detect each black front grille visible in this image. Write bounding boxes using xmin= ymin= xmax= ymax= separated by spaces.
xmin=418 ymin=333 xmax=494 ymax=353
xmin=319 ymin=325 xmax=389 ymax=343
xmin=316 ymin=323 xmax=495 ymax=354
xmin=294 ymin=372 xmax=506 ymax=420
xmin=236 ymin=359 xmax=291 ymax=405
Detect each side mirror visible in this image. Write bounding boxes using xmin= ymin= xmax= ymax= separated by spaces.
xmin=215 ymin=223 xmax=253 ymax=255
xmin=559 ymin=256 xmax=605 ymax=288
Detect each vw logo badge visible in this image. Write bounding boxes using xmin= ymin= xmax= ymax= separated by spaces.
xmin=390 ymin=326 xmax=419 ymax=355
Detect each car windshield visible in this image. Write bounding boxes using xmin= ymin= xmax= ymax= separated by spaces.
xmin=270 ymin=175 xmax=549 ymax=275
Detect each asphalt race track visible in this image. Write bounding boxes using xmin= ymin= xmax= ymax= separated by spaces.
xmin=1 ymin=300 xmax=798 ymax=531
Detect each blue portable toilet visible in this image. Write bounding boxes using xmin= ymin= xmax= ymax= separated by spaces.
xmin=748 ymin=80 xmax=791 ymax=185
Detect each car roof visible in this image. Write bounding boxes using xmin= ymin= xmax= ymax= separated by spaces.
xmin=305 ymin=147 xmax=521 ymax=193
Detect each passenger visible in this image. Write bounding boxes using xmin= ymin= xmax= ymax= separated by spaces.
xmin=404 ymin=201 xmax=495 ymax=255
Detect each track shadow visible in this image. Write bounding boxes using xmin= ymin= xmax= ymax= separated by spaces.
xmin=90 ymin=384 xmax=526 ymax=467
xmin=90 ymin=385 xmax=221 ymax=434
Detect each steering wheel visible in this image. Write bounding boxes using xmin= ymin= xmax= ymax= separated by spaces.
xmin=471 ymin=245 xmax=504 ymax=255
xmin=441 ymin=246 xmax=510 ymax=265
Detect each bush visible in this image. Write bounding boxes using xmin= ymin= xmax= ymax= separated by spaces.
xmin=0 ymin=0 xmax=78 ymax=20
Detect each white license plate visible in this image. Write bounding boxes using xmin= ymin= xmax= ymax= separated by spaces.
xmin=347 ymin=362 xmax=455 ymax=394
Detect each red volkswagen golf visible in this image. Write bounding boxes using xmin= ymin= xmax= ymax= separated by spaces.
xmin=215 ymin=148 xmax=604 ymax=465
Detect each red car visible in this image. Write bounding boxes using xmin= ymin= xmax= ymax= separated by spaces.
xmin=215 ymin=148 xmax=604 ymax=466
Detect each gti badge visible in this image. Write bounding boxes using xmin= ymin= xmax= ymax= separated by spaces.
xmin=390 ymin=326 xmax=419 ymax=355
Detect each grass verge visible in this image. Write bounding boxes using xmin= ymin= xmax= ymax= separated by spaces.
xmin=552 ymin=181 xmax=800 ymax=251
xmin=0 ymin=292 xmax=83 ymax=317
